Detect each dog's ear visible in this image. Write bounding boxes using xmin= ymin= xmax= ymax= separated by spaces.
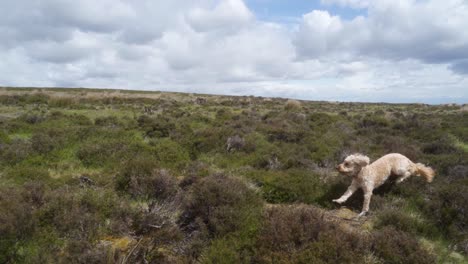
xmin=353 ymin=154 xmax=370 ymax=167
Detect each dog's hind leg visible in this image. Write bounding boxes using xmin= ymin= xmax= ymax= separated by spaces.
xmin=396 ymin=171 xmax=412 ymax=184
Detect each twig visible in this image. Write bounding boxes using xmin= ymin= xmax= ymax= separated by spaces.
xmin=148 ymin=221 xmax=166 ymax=229
xmin=122 ymin=238 xmax=143 ymax=264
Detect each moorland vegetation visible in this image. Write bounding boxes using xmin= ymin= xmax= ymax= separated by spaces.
xmin=0 ymin=87 xmax=467 ymax=263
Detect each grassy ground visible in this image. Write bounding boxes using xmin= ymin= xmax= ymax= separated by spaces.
xmin=0 ymin=87 xmax=467 ymax=263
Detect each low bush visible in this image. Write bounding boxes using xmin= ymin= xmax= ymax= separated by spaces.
xmin=374 ymin=208 xmax=438 ymax=237
xmin=5 ymin=166 xmax=50 ymax=184
xmin=0 ymin=187 xmax=37 ymax=263
xmin=421 ymin=182 xmax=468 ymax=240
xmin=359 ymin=115 xmax=390 ymax=129
xmin=0 ymin=138 xmax=33 ymax=165
xmin=192 ymin=126 xmax=235 ymax=154
xmin=255 ymin=205 xmax=369 ymax=264
xmin=253 ymin=170 xmax=325 ymax=204
xmin=137 ymin=115 xmax=175 ymax=138
xmin=152 ymin=138 xmax=190 ymax=169
xmin=179 ymin=174 xmax=263 ymax=237
xmin=422 ymin=135 xmax=458 ymax=155
xmin=115 ymin=156 xmax=178 ymax=200
xmin=76 ymin=135 xmax=146 ymax=167
xmin=284 ymin=99 xmax=302 ymax=112
xmin=372 ymin=227 xmax=437 ymax=264
xmin=31 ymin=129 xmax=67 ymax=154
xmin=94 ymin=115 xmax=122 ymax=127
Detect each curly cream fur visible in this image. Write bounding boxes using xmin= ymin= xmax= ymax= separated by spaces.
xmin=333 ymin=153 xmax=435 ymax=216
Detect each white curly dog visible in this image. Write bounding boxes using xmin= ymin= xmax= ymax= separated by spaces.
xmin=333 ymin=153 xmax=435 ymax=217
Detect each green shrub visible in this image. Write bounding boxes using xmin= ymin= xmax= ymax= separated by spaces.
xmin=202 ymin=238 xmax=242 ymax=264
xmin=137 ymin=115 xmax=175 ymax=138
xmin=252 ymin=170 xmax=325 ymax=204
xmin=38 ymin=187 xmax=131 ymax=242
xmin=359 ymin=115 xmax=389 ymax=128
xmin=76 ymin=135 xmax=145 ymax=167
xmin=193 ymin=126 xmax=234 ymax=154
xmin=374 ymin=209 xmax=438 ymax=237
xmin=152 ymin=138 xmax=190 ymax=169
xmin=94 ymin=115 xmax=122 ymax=127
xmin=5 ymin=166 xmax=50 ymax=184
xmin=115 ymin=155 xmax=175 ymax=199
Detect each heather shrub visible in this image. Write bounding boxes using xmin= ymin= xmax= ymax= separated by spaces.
xmin=215 ymin=108 xmax=233 ymax=121
xmin=308 ymin=112 xmax=336 ymax=130
xmin=359 ymin=115 xmax=389 ymax=129
xmin=380 ymin=136 xmax=422 ymax=161
xmin=38 ymin=188 xmax=107 ymax=240
xmin=0 ymin=138 xmax=33 ymax=165
xmin=372 ymin=227 xmax=437 ymax=264
xmin=447 ymin=165 xmax=468 ymax=182
xmin=265 ymin=123 xmax=305 ymax=143
xmin=0 ymin=187 xmax=37 ymax=263
xmin=226 ymin=135 xmax=245 ymax=152
xmin=284 ymin=99 xmax=302 ymax=112
xmin=31 ymin=129 xmax=67 ymax=154
xmin=421 ymin=182 xmax=468 ymax=240
xmin=179 ymin=174 xmax=263 ymax=237
xmin=256 ymin=205 xmax=325 ymax=252
xmin=193 ymin=126 xmax=234 ymax=154
xmin=137 ymin=115 xmax=175 ymax=138
xmin=94 ymin=115 xmax=122 ymax=127
xmin=294 ymin=231 xmax=369 ymax=264
xmin=255 ymin=205 xmax=369 ymax=263
xmin=422 ymin=135 xmax=457 ymax=154
xmin=116 ymin=156 xmax=177 ymax=200
xmin=19 ymin=113 xmax=45 ymax=124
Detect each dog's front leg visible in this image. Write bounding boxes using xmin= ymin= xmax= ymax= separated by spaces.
xmin=333 ymin=180 xmax=358 ymax=204
xmin=358 ymin=190 xmax=373 ymax=217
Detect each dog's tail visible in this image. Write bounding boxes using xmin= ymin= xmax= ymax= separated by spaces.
xmin=415 ymin=163 xmax=435 ymax=183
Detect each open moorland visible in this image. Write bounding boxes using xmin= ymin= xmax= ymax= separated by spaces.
xmin=0 ymin=87 xmax=467 ymax=263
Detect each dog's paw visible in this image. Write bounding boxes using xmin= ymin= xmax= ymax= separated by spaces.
xmin=396 ymin=178 xmax=405 ymax=184
xmin=332 ymin=199 xmax=343 ymax=204
xmin=357 ymin=211 xmax=368 ymax=218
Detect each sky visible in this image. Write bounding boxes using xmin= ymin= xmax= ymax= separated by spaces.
xmin=0 ymin=0 xmax=467 ymax=104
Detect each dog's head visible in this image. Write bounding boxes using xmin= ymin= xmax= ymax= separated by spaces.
xmin=336 ymin=153 xmax=370 ymax=176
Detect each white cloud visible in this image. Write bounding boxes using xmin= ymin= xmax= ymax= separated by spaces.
xmin=296 ymin=0 xmax=468 ymax=65
xmin=321 ymin=0 xmax=370 ymax=9
xmin=0 ymin=0 xmax=467 ymax=103
xmin=186 ymin=0 xmax=253 ymax=33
